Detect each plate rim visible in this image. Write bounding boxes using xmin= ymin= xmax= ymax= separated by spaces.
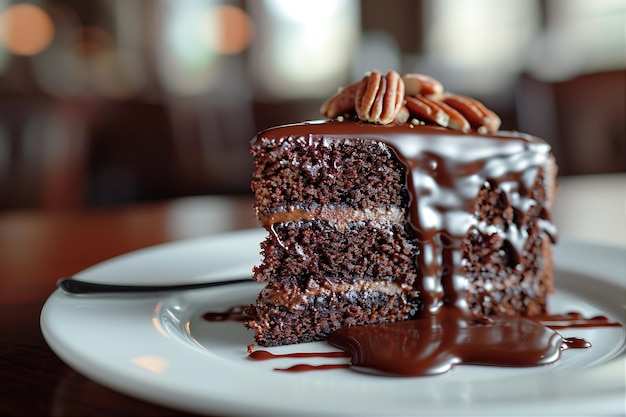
xmin=40 ymin=229 xmax=626 ymax=416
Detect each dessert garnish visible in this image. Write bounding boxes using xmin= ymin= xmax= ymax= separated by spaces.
xmin=321 ymin=69 xmax=501 ymax=133
xmin=241 ymin=68 xmax=622 ymax=377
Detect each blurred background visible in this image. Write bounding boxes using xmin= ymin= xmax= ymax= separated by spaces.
xmin=0 ymin=0 xmax=624 ymax=211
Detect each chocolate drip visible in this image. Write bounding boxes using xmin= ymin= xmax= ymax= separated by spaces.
xmin=240 ymin=310 xmax=616 ymax=376
xmin=382 ymin=132 xmax=551 ymax=313
xmin=328 ymin=308 xmax=567 ymax=377
xmin=255 ymin=120 xmax=555 ymax=314
xmin=531 ymin=312 xmax=622 ymax=330
xmin=562 ymin=337 xmax=592 ymax=349
xmin=248 ymin=350 xmax=348 ymax=361
xmin=202 ymin=305 xmax=248 ymax=322
xmin=248 ymin=349 xmax=349 ymax=373
xmin=275 ymin=364 xmax=349 ymax=373
xmin=247 ymin=120 xmax=616 ymax=377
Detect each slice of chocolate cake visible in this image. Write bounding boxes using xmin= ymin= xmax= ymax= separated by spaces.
xmin=246 ymin=70 xmax=557 ymax=347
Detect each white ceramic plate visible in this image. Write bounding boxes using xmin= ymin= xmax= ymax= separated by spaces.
xmin=41 ymin=229 xmax=626 ymax=416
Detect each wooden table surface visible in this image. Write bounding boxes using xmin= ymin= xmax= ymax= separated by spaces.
xmin=0 ymin=174 xmax=624 ymax=416
xmin=0 ymin=195 xmax=257 ymax=416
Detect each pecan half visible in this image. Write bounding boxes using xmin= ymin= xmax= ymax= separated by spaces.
xmin=320 ymin=81 xmax=360 ymax=119
xmin=355 ymin=70 xmax=404 ymax=124
xmin=395 ymin=105 xmax=410 ymax=124
xmin=405 ymin=95 xmax=471 ymax=132
xmin=320 ymin=70 xmax=501 ymax=133
xmin=442 ymin=93 xmax=501 ymax=133
xmin=405 ymin=95 xmax=448 ymax=127
xmin=403 ymin=73 xmax=444 ymax=96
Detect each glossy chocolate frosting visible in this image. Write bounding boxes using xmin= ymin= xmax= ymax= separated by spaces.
xmin=328 ymin=309 xmax=567 ymax=376
xmin=253 ymin=120 xmax=556 ymax=314
xmin=248 ymin=118 xmax=577 ymax=376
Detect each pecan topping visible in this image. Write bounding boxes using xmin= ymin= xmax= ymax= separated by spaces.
xmin=402 ymin=73 xmax=444 ymax=96
xmin=405 ymin=95 xmax=448 ymax=128
xmin=320 ymin=81 xmax=361 ymax=120
xmin=321 ymin=70 xmax=501 ymax=133
xmin=441 ymin=93 xmax=501 ymax=134
xmin=395 ymin=105 xmax=410 ymax=124
xmin=405 ymin=95 xmax=471 ymax=132
xmin=355 ymin=70 xmax=404 ymax=124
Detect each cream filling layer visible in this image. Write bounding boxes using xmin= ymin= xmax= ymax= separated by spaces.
xmin=258 ymin=206 xmax=406 ymax=232
xmin=259 ymin=279 xmax=410 ymax=311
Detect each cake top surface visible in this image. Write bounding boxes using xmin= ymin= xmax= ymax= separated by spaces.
xmin=255 ymin=69 xmax=547 ymax=146
xmin=256 ymin=119 xmax=547 ymax=146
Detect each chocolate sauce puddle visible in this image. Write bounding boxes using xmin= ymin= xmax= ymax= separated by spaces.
xmin=203 ymin=305 xmax=620 ymax=376
xmin=248 ymin=350 xmax=349 ymax=372
xmin=202 ymin=305 xmax=248 ymax=322
xmin=327 ymin=308 xmax=587 ymax=377
xmin=275 ymin=364 xmax=349 ymax=372
xmin=530 ymin=312 xmax=622 ymax=330
xmin=561 ymin=337 xmax=591 ymax=350
xmin=249 ymin=350 xmax=348 ymax=360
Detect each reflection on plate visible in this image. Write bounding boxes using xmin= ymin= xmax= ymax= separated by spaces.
xmin=41 ymin=229 xmax=626 ymax=416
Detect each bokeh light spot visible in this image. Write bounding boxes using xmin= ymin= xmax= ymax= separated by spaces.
xmin=0 ymin=4 xmax=55 ymax=56
xmin=201 ymin=5 xmax=253 ymax=55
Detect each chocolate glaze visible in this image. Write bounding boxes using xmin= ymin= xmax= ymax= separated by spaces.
xmin=275 ymin=364 xmax=349 ymax=372
xmin=238 ymin=310 xmax=620 ymax=375
xmin=531 ymin=312 xmax=623 ymax=330
xmin=242 ymin=309 xmax=614 ymax=376
xmin=248 ymin=348 xmax=349 ymax=373
xmin=202 ymin=305 xmax=248 ymax=322
xmin=328 ymin=308 xmax=573 ymax=377
xmin=247 ymin=120 xmax=618 ymax=377
xmin=248 ymin=350 xmax=348 ymax=361
xmin=561 ymin=337 xmax=592 ymax=350
xmin=255 ymin=120 xmax=556 ymax=313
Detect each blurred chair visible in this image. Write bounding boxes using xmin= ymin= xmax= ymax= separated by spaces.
xmin=165 ymin=93 xmax=257 ymax=197
xmin=0 ymin=93 xmax=258 ymax=211
xmin=86 ymin=99 xmax=181 ymax=205
xmin=0 ymin=94 xmax=92 ymax=210
xmin=515 ymin=70 xmax=626 ymax=176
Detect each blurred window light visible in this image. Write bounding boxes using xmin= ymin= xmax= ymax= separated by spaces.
xmin=200 ymin=5 xmax=254 ymax=55
xmin=29 ymin=5 xmax=84 ymax=97
xmin=0 ymin=39 xmax=8 ymax=74
xmin=422 ymin=0 xmax=540 ymax=97
xmin=95 ymin=1 xmax=148 ymax=99
xmin=0 ymin=123 xmax=7 ymax=182
xmin=0 ymin=0 xmax=8 ymax=73
xmin=68 ymin=25 xmax=114 ymax=56
xmin=32 ymin=8 xmax=147 ymax=100
xmin=60 ymin=25 xmax=145 ymax=99
xmin=0 ymin=3 xmax=54 ymax=56
xmin=155 ymin=0 xmax=223 ymax=96
xmin=528 ymin=0 xmax=626 ymax=81
xmin=248 ymin=0 xmax=360 ymax=99
xmin=351 ymin=30 xmax=401 ymax=81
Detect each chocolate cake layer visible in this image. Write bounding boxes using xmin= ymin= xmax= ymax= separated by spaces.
xmin=246 ymin=120 xmax=557 ymax=346
xmin=463 ymin=167 xmax=556 ymax=317
xmin=247 ymin=129 xmax=423 ymax=345
xmin=251 ymin=135 xmax=409 ymax=219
